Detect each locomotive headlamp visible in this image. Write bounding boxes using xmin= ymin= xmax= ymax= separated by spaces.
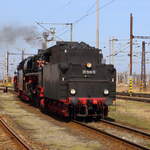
xmin=70 ymin=89 xmax=76 ymax=95
xmin=86 ymin=63 xmax=92 ymax=69
xmin=104 ymin=89 xmax=109 ymax=95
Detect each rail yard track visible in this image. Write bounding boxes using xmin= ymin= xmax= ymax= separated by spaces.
xmin=0 ymin=117 xmax=33 ymax=150
xmin=117 ymin=92 xmax=150 ymax=103
xmin=72 ymin=120 xmax=150 ymax=150
xmin=117 ymin=92 xmax=150 ymax=98
xmin=100 ymin=119 xmax=150 ymax=138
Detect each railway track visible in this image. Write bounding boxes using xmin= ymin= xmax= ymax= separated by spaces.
xmin=72 ymin=120 xmax=150 ymax=150
xmin=100 ymin=119 xmax=150 ymax=138
xmin=0 ymin=117 xmax=33 ymax=150
xmin=117 ymin=92 xmax=150 ymax=98
xmin=117 ymin=95 xmax=150 ymax=103
xmin=117 ymin=92 xmax=150 ymax=103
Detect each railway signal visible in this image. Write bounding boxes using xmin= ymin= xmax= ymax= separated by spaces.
xmin=129 ymin=78 xmax=133 ymax=96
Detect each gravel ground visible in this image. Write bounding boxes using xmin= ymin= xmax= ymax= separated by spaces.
xmin=0 ymin=91 xmax=103 ymax=150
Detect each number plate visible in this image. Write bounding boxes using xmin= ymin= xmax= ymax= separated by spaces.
xmin=82 ymin=70 xmax=96 ymax=75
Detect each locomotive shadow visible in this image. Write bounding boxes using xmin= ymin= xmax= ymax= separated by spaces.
xmin=45 ymin=113 xmax=116 ymax=123
xmin=75 ymin=117 xmax=115 ymax=123
xmin=104 ymin=117 xmax=115 ymax=122
xmin=47 ymin=112 xmax=70 ymax=122
xmin=19 ymin=98 xmax=69 ymax=122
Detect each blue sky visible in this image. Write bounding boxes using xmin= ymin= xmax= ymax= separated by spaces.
xmin=0 ymin=0 xmax=150 ymax=78
xmin=0 ymin=0 xmax=150 ymax=43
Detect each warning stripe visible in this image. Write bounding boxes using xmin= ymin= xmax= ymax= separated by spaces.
xmin=129 ymin=79 xmax=133 ymax=94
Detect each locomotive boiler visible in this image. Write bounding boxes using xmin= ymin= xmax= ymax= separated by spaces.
xmin=15 ymin=41 xmax=116 ymax=120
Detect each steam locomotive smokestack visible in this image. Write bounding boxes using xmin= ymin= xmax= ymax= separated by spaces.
xmin=42 ymin=42 xmax=47 ymax=50
xmin=42 ymin=32 xmax=49 ymax=49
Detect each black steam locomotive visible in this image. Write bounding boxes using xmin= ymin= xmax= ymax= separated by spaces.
xmin=14 ymin=42 xmax=116 ymax=120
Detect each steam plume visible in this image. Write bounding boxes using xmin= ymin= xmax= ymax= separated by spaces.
xmin=0 ymin=25 xmax=41 ymax=46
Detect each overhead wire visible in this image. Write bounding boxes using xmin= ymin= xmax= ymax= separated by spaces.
xmin=58 ymin=0 xmax=116 ymax=38
xmin=86 ymin=1 xmax=97 ymax=14
xmin=64 ymin=0 xmax=73 ymax=8
xmin=74 ymin=0 xmax=117 ymax=24
xmin=56 ymin=1 xmax=96 ymax=37
xmin=53 ymin=0 xmax=117 ymax=39
xmin=44 ymin=0 xmax=73 ymax=39
xmin=58 ymin=29 xmax=69 ymax=37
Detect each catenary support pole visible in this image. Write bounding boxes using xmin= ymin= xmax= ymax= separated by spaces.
xmin=96 ymin=0 xmax=100 ymax=48
xmin=130 ymin=13 xmax=133 ymax=76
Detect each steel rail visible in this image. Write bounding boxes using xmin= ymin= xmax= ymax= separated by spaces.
xmin=117 ymin=95 xmax=150 ymax=103
xmin=101 ymin=119 xmax=150 ymax=137
xmin=117 ymin=92 xmax=150 ymax=98
xmin=0 ymin=117 xmax=33 ymax=150
xmin=72 ymin=120 xmax=150 ymax=150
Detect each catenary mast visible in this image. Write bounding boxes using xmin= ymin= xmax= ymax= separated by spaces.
xmin=96 ymin=0 xmax=100 ymax=48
